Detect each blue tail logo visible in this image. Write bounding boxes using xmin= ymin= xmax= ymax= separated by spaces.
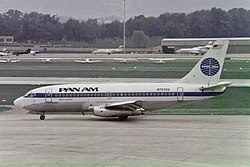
xmin=200 ymin=58 xmax=220 ymax=76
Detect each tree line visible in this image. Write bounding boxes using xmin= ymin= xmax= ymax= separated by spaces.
xmin=0 ymin=8 xmax=250 ymax=47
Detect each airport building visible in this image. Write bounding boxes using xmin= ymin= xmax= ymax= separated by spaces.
xmin=161 ymin=37 xmax=250 ymax=54
xmin=0 ymin=36 xmax=14 ymax=43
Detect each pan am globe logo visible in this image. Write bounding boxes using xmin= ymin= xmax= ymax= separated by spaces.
xmin=200 ymin=58 xmax=220 ymax=76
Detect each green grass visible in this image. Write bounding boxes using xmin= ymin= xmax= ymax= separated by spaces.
xmin=156 ymin=108 xmax=250 ymax=115
xmin=0 ymin=106 xmax=11 ymax=112
xmin=158 ymin=87 xmax=250 ymax=115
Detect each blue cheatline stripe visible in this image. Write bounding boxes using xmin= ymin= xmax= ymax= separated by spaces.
xmin=26 ymin=91 xmax=223 ymax=99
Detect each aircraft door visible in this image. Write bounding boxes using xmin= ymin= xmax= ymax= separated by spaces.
xmin=45 ymin=88 xmax=53 ymax=103
xmin=107 ymin=92 xmax=112 ymax=100
xmin=177 ymin=87 xmax=184 ymax=102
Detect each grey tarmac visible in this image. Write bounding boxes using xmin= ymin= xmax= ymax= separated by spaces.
xmin=0 ymin=109 xmax=250 ymax=167
xmin=4 ymin=53 xmax=250 ymax=61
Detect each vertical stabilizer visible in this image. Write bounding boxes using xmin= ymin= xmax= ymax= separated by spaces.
xmin=177 ymin=40 xmax=229 ymax=85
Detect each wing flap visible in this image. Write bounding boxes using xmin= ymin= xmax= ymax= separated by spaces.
xmin=105 ymin=100 xmax=144 ymax=111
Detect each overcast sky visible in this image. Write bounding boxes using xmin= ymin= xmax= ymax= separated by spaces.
xmin=0 ymin=0 xmax=249 ymax=19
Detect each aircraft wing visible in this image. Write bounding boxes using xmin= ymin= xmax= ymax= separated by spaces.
xmin=200 ymin=82 xmax=232 ymax=91
xmin=105 ymin=100 xmax=144 ymax=111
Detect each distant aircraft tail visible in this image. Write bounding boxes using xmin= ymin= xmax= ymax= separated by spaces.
xmin=177 ymin=40 xmax=229 ymax=86
xmin=118 ymin=45 xmax=124 ymax=51
xmin=25 ymin=49 xmax=31 ymax=54
xmin=2 ymin=48 xmax=7 ymax=52
xmin=118 ymin=45 xmax=124 ymax=49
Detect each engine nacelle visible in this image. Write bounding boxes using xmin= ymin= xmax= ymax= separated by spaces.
xmin=92 ymin=107 xmax=143 ymax=117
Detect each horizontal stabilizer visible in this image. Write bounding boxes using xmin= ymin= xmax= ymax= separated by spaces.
xmin=200 ymin=81 xmax=232 ymax=91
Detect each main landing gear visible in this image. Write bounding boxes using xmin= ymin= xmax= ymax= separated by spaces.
xmin=40 ymin=113 xmax=45 ymax=120
xmin=118 ymin=116 xmax=128 ymax=121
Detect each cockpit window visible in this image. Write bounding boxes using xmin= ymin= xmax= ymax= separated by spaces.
xmin=24 ymin=92 xmax=36 ymax=97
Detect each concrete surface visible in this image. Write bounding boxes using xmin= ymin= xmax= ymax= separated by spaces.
xmin=0 ymin=109 xmax=250 ymax=167
xmin=2 ymin=53 xmax=250 ymax=60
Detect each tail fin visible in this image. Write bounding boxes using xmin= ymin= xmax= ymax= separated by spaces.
xmin=25 ymin=49 xmax=31 ymax=54
xmin=177 ymin=40 xmax=229 ymax=85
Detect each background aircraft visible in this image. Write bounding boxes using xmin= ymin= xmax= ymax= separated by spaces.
xmin=12 ymin=49 xmax=31 ymax=56
xmin=30 ymin=48 xmax=47 ymax=56
xmin=36 ymin=57 xmax=59 ymax=63
xmin=0 ymin=51 xmax=8 ymax=56
xmin=147 ymin=58 xmax=176 ymax=64
xmin=176 ymin=42 xmax=213 ymax=55
xmin=112 ymin=58 xmax=138 ymax=63
xmin=74 ymin=58 xmax=101 ymax=63
xmin=0 ymin=48 xmax=10 ymax=56
xmin=14 ymin=40 xmax=230 ymax=121
xmin=92 ymin=45 xmax=123 ymax=55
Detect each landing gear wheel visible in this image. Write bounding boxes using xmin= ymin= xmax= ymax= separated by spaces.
xmin=40 ymin=115 xmax=45 ymax=120
xmin=118 ymin=116 xmax=128 ymax=121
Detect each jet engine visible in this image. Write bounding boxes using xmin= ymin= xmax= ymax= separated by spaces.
xmin=92 ymin=107 xmax=143 ymax=117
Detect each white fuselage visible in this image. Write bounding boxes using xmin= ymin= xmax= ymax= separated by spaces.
xmin=14 ymin=82 xmax=223 ymax=113
xmin=176 ymin=46 xmax=211 ymax=55
xmin=0 ymin=52 xmax=9 ymax=56
xmin=92 ymin=48 xmax=122 ymax=54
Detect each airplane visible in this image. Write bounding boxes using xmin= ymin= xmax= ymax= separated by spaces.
xmin=112 ymin=58 xmax=138 ymax=63
xmin=112 ymin=58 xmax=128 ymax=63
xmin=0 ymin=51 xmax=8 ymax=56
xmin=30 ymin=48 xmax=47 ymax=56
xmin=36 ymin=58 xmax=58 ymax=63
xmin=0 ymin=58 xmax=20 ymax=63
xmin=74 ymin=58 xmax=101 ymax=64
xmin=0 ymin=48 xmax=10 ymax=56
xmin=148 ymin=58 xmax=176 ymax=64
xmin=14 ymin=40 xmax=231 ymax=121
xmin=176 ymin=42 xmax=213 ymax=55
xmin=12 ymin=49 xmax=31 ymax=56
xmin=92 ymin=45 xmax=123 ymax=55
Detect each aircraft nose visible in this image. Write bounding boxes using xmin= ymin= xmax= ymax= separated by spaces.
xmin=14 ymin=97 xmax=24 ymax=108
